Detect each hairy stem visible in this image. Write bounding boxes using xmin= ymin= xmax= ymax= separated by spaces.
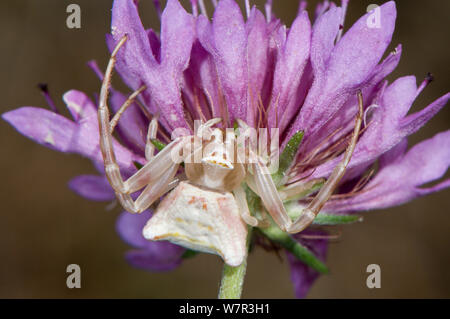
xmin=218 ymin=227 xmax=252 ymax=299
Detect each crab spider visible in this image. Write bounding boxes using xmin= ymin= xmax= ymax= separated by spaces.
xmin=98 ymin=35 xmax=363 ymax=266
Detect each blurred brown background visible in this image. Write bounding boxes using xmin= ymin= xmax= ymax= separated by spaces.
xmin=0 ymin=0 xmax=449 ymax=298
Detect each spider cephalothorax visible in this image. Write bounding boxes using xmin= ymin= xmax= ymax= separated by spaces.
xmin=98 ymin=36 xmax=363 ymax=266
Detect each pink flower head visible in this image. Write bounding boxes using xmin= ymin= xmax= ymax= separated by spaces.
xmin=3 ymin=0 xmax=449 ymax=298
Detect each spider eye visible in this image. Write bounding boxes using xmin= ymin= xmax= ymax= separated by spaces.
xmin=202 ymin=156 xmax=234 ymax=169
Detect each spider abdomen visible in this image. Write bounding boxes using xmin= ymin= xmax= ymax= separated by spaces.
xmin=143 ymin=181 xmax=248 ymax=266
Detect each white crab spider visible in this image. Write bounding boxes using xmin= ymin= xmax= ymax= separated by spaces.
xmin=98 ymin=36 xmax=363 ymax=266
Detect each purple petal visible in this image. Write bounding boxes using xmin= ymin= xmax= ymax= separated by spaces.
xmin=147 ymin=29 xmax=161 ymax=63
xmin=289 ymin=1 xmax=396 ymax=140
xmin=199 ymin=0 xmax=248 ymax=125
xmin=327 ymin=130 xmax=450 ymax=212
xmin=108 ymin=0 xmax=161 ymax=126
xmin=345 ymin=75 xmax=416 ymax=162
xmin=147 ymin=0 xmax=194 ymax=131
xmin=64 ymin=90 xmax=97 ymax=122
xmin=314 ymin=1 xmax=332 ymax=20
xmin=110 ymin=0 xmax=155 ymax=90
xmin=117 ymin=210 xmax=155 ymax=248
xmin=400 ymin=131 xmax=450 ymax=189
xmin=246 ymin=7 xmax=270 ymax=126
xmin=185 ymin=40 xmax=221 ymax=119
xmin=3 ymin=107 xmax=80 ymax=152
xmin=287 ymin=230 xmax=328 ymax=298
xmin=268 ymin=10 xmax=311 ymax=133
xmin=68 ymin=175 xmax=115 ymax=201
xmin=160 ymin=0 xmax=195 ymax=73
xmin=310 ymin=7 xmax=342 ymax=75
xmin=301 ymin=45 xmax=402 ymax=155
xmin=368 ymin=44 xmax=402 ymax=85
xmin=400 ymin=92 xmax=450 ymax=136
xmin=110 ymin=0 xmax=192 ymax=132
xmin=109 ymin=89 xmax=147 ymax=154
xmin=311 ymin=77 xmax=449 ymax=179
xmin=378 ymin=137 xmax=408 ymax=168
xmin=416 ymin=179 xmax=450 ymax=197
xmin=196 ymin=15 xmax=215 ymax=53
xmin=86 ymin=60 xmax=148 ymax=155
xmin=62 ymin=91 xmax=142 ymax=170
xmin=116 ymin=211 xmax=185 ymax=251
xmin=2 ymin=90 xmax=142 ymax=171
xmin=325 ymin=1 xmax=396 ymax=91
xmin=117 ymin=210 xmax=185 ymax=272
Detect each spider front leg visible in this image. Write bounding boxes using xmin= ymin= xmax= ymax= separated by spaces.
xmin=286 ymin=91 xmax=364 ymax=233
xmin=249 ymin=92 xmax=363 ymax=233
xmin=97 ymin=35 xmax=190 ymax=213
xmin=115 ymin=131 xmax=195 ymax=213
xmin=145 ymin=115 xmax=159 ymax=161
xmin=234 ymin=185 xmax=259 ymax=227
xmin=250 ymin=155 xmax=293 ymax=231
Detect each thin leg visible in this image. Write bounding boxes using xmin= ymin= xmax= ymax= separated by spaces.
xmin=196 ymin=118 xmax=222 ymax=139
xmin=234 ymin=185 xmax=258 ymax=227
xmin=278 ymin=178 xmax=325 ymax=202
xmin=109 ymin=85 xmax=147 ymax=132
xmin=145 ymin=114 xmax=159 ymax=161
xmin=286 ymin=91 xmax=364 ymax=233
xmin=97 ymin=35 xmax=191 ymax=194
xmin=116 ymin=161 xmax=180 ymax=213
xmin=97 ymin=35 xmax=192 ymax=214
xmin=112 ymin=136 xmax=189 ymax=213
xmin=124 ymin=136 xmax=190 ymax=193
xmin=98 ymin=35 xmax=129 ymax=193
xmin=251 ymin=154 xmax=292 ymax=231
xmin=135 ymin=163 xmax=179 ymax=212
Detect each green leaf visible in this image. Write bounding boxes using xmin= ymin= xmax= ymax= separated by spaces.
xmin=312 ymin=213 xmax=363 ymax=225
xmin=272 ymin=130 xmax=304 ymax=185
xmin=259 ymin=225 xmax=328 ymax=274
xmin=151 ymin=139 xmax=166 ymax=151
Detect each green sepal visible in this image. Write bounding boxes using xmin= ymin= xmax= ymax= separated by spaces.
xmin=286 ymin=202 xmax=362 ymax=225
xmin=233 ymin=121 xmax=241 ymax=138
xmin=272 ymin=130 xmax=304 ymax=185
xmin=133 ymin=161 xmax=143 ymax=170
xmin=150 ymin=139 xmax=184 ymax=166
xmin=259 ymin=225 xmax=328 ymax=274
xmin=233 ymin=120 xmax=239 ymax=131
xmin=312 ymin=213 xmax=363 ymax=225
xmin=151 ymin=139 xmax=166 ymax=151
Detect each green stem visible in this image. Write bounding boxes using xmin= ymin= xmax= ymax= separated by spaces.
xmin=218 ymin=227 xmax=252 ymax=299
